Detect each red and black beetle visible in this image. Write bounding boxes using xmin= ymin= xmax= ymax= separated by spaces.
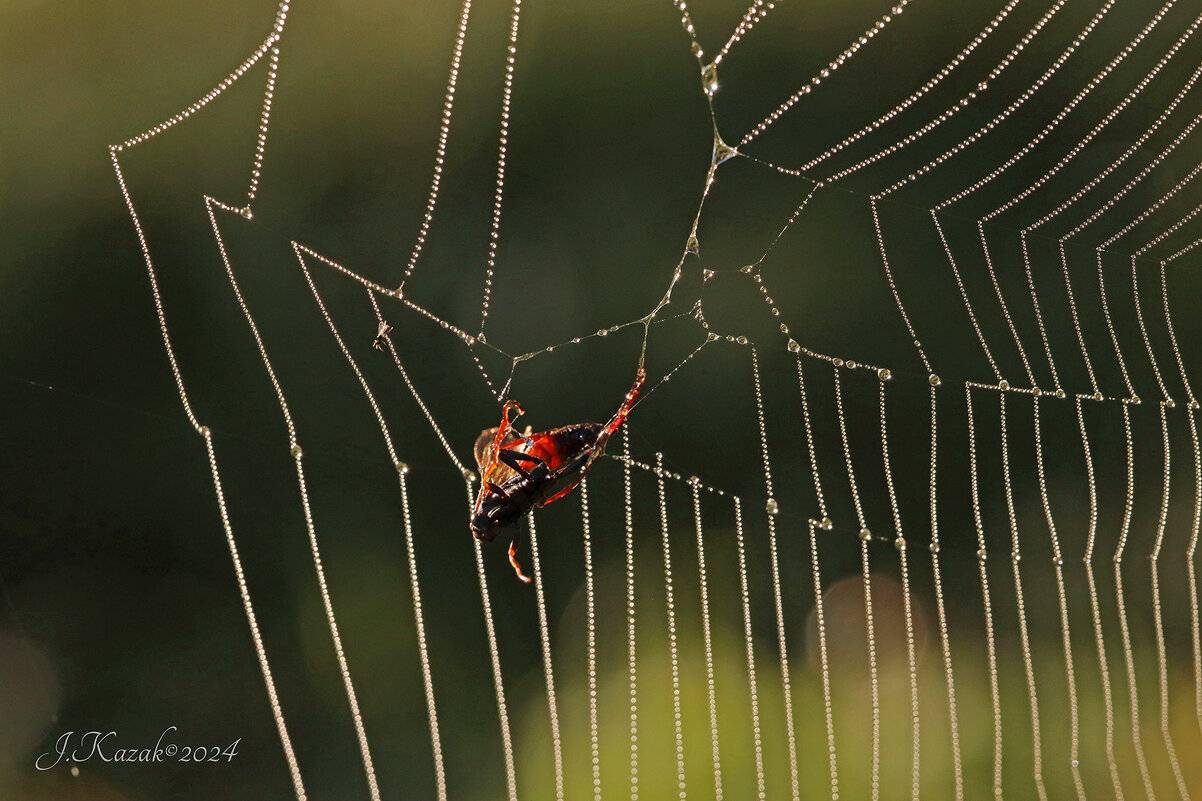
xmin=471 ymin=368 xmax=645 ymax=582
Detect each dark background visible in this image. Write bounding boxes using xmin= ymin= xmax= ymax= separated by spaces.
xmin=4 ymin=0 xmax=1202 ymax=798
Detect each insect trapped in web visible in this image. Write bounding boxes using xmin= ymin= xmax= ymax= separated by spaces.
xmin=470 ymin=367 xmax=646 ymax=582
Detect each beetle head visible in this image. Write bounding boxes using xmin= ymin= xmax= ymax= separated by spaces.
xmin=471 ymin=491 xmax=524 ymax=541
xmin=471 ymin=509 xmax=498 ymax=541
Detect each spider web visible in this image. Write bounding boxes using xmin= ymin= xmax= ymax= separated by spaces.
xmin=109 ymin=0 xmax=1202 ymax=799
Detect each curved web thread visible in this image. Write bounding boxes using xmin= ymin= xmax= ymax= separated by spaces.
xmin=1113 ymin=402 xmax=1158 ymax=801
xmin=739 ymin=0 xmax=916 ymax=145
xmin=577 ymin=477 xmax=603 ymax=801
xmin=907 ymin=0 xmax=1183 ymax=386
xmin=786 ymin=0 xmax=1023 ymax=171
xmin=475 ymin=0 xmax=524 ymax=336
xmin=877 ymin=379 xmax=922 ymax=801
xmin=297 ymin=246 xmax=518 ymax=801
xmin=1063 ymin=152 xmax=1202 ymax=796
xmin=1134 ymin=229 xmax=1197 ymax=801
xmin=964 ymin=385 xmax=1005 ymax=799
xmin=836 ymin=7 xmax=1202 ymax=801
xmin=1030 ymin=394 xmax=1087 ymax=801
xmin=110 ymin=0 xmax=1202 ymax=798
xmin=824 ymin=0 xmax=1073 ymax=185
xmin=807 ymin=513 xmax=839 ymax=801
xmin=926 ymin=384 xmax=965 ymax=801
xmin=731 ymin=495 xmax=767 ymax=801
xmin=622 ymin=431 xmax=639 ymax=801
xmin=831 ymin=366 xmax=883 ymax=801
xmin=654 ymin=450 xmax=689 ymax=799
xmin=524 ymin=515 xmax=566 ymax=801
xmin=868 ymin=0 xmax=1120 ymax=202
xmin=108 ymin=5 xmax=308 ymax=799
xmin=999 ymin=392 xmax=1048 ymax=801
xmin=855 ymin=0 xmax=1202 ymax=774
xmin=294 ymin=254 xmax=448 ymax=800
xmin=688 ymin=476 xmax=724 ymax=801
xmin=1099 ymin=197 xmax=1202 ymax=801
xmin=1160 ymin=240 xmax=1202 ymax=742
xmin=750 ymin=348 xmax=801 ymax=801
xmin=968 ymin=1 xmax=1202 ymax=391
xmin=1148 ymin=404 xmax=1191 ymax=801
xmin=207 ymin=199 xmax=381 ymax=801
xmin=1017 ymin=58 xmax=1202 ymax=395
xmin=399 ymin=0 xmax=474 ymax=288
xmin=1076 ymin=391 xmax=1127 ymax=801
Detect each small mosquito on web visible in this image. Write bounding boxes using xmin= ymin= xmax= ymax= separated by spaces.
xmin=469 ymin=366 xmax=646 ymax=582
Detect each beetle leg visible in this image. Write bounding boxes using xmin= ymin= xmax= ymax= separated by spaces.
xmin=508 ymin=521 xmax=533 ymax=584
xmin=541 ymin=476 xmax=584 ymax=506
xmin=486 ymin=481 xmax=512 ymax=500
xmin=498 ymin=448 xmax=546 ymax=481
xmin=594 ymin=367 xmax=647 ymax=453
xmin=481 ymin=401 xmax=525 ymax=486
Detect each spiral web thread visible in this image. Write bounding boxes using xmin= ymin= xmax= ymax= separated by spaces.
xmin=111 ymin=0 xmax=1202 ymax=798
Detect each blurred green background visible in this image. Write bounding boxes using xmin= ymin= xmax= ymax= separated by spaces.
xmin=4 ymin=0 xmax=1202 ymax=798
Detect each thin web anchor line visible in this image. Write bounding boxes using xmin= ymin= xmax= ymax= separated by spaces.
xmin=366 ymin=0 xmax=925 ymax=414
